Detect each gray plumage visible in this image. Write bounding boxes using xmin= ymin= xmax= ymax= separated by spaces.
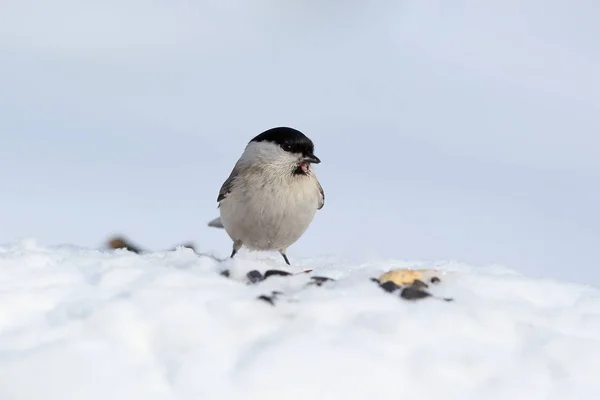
xmin=209 ymin=127 xmax=324 ymax=265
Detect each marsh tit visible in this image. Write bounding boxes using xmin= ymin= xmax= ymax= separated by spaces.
xmin=208 ymin=126 xmax=324 ymax=265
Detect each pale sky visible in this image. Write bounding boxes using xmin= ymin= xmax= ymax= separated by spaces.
xmin=1 ymin=0 xmax=599 ymax=286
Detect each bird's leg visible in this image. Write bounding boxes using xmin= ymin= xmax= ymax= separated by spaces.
xmin=230 ymin=240 xmax=243 ymax=258
xmin=279 ymin=250 xmax=291 ymax=265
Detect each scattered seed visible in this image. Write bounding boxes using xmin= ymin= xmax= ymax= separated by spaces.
xmin=379 ymin=281 xmax=401 ymax=293
xmin=309 ymin=276 xmax=335 ymax=286
xmin=400 ymin=287 xmax=431 ymax=300
xmin=264 ymin=269 xmax=292 ymax=279
xmin=257 ymin=295 xmax=275 ymax=305
xmin=246 ymin=270 xmax=264 ymax=284
xmin=410 ymin=279 xmax=429 ymax=290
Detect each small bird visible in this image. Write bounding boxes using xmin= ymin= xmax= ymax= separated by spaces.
xmin=209 ymin=126 xmax=324 ymax=265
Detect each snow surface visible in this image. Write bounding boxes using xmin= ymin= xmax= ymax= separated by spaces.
xmin=2 ymin=239 xmax=600 ymax=399
xmin=1 ymin=2 xmax=599 ymax=395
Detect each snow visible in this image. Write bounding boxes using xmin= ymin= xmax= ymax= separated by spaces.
xmin=2 ymin=239 xmax=600 ymax=399
xmin=1 ymin=2 xmax=600 ymax=396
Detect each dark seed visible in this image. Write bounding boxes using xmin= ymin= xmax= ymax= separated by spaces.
xmin=246 ymin=270 xmax=264 ymax=283
xmin=400 ymin=287 xmax=431 ymax=300
xmin=430 ymin=277 xmax=441 ymax=284
xmin=107 ymin=236 xmax=142 ymax=254
xmin=410 ymin=279 xmax=429 ymax=290
xmin=220 ymin=270 xmax=230 ymax=278
xmin=312 ymin=276 xmax=330 ymax=282
xmin=264 ymin=269 xmax=292 ymax=279
xmin=257 ymin=295 xmax=275 ymax=305
xmin=271 ymin=291 xmax=284 ymax=297
xmin=379 ymin=281 xmax=401 ymax=293
xmin=309 ymin=276 xmax=335 ymax=286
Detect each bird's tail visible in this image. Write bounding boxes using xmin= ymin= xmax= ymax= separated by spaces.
xmin=208 ymin=217 xmax=224 ymax=229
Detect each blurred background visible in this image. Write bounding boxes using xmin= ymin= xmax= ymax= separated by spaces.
xmin=1 ymin=0 xmax=599 ymax=286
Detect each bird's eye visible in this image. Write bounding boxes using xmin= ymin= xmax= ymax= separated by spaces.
xmin=283 ymin=144 xmax=293 ymax=152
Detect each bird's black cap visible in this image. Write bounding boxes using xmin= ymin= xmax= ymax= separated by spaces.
xmin=250 ymin=126 xmax=315 ymax=157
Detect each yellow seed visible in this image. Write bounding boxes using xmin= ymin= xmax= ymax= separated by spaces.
xmin=378 ymin=269 xmax=438 ymax=286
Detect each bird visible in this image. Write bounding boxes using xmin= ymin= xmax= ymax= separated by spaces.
xmin=208 ymin=126 xmax=324 ymax=265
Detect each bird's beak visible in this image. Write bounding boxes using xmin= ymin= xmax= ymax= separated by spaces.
xmin=302 ymin=154 xmax=321 ymax=164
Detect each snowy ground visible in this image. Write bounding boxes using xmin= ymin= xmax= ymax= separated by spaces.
xmin=2 ymin=2 xmax=599 ymax=397
xmin=2 ymin=239 xmax=600 ymax=399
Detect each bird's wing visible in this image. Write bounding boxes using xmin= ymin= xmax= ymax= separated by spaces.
xmin=317 ymin=180 xmax=325 ymax=210
xmin=217 ymin=167 xmax=239 ymax=204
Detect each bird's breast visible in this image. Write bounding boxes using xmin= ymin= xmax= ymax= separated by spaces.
xmin=219 ymin=174 xmax=321 ymax=250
